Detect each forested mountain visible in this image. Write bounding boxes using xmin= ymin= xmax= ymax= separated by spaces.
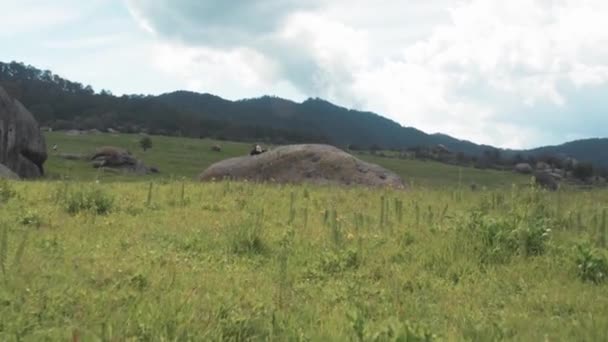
xmin=0 ymin=61 xmax=327 ymax=144
xmin=0 ymin=61 xmax=491 ymax=153
xmin=2 ymin=60 xmax=607 ymax=166
xmin=525 ymin=138 xmax=608 ymax=168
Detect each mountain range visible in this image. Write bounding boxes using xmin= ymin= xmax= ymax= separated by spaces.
xmin=1 ymin=60 xmax=607 ymax=167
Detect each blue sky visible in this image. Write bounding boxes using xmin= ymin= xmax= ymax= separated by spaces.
xmin=2 ymin=0 xmax=607 ymax=149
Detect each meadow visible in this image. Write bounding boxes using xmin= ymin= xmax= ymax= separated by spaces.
xmin=0 ymin=132 xmax=607 ymax=341
xmin=43 ymin=132 xmax=525 ymax=188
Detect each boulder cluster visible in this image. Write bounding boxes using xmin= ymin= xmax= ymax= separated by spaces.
xmin=514 ymin=161 xmax=572 ymax=190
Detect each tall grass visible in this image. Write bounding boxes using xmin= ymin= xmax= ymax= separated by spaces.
xmin=0 ymin=181 xmax=607 ymax=340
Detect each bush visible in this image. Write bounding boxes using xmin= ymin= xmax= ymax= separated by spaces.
xmin=139 ymin=135 xmax=152 ymax=151
xmin=65 ymin=187 xmax=114 ymax=215
xmin=464 ymin=208 xmax=552 ymax=264
xmin=575 ymin=244 xmax=608 ymax=284
xmin=573 ymin=162 xmax=594 ymax=181
xmin=347 ymin=313 xmax=437 ymax=342
xmin=0 ymin=179 xmax=16 ymax=203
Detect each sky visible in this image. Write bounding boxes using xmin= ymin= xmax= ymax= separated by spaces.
xmin=1 ymin=0 xmax=608 ymax=149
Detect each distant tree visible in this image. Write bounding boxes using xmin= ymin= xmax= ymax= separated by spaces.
xmin=139 ymin=135 xmax=152 ymax=152
xmin=456 ymin=152 xmax=468 ymax=164
xmin=573 ymin=162 xmax=594 ymax=181
xmin=369 ymin=144 xmax=382 ymax=154
xmin=512 ymin=153 xmax=525 ymax=165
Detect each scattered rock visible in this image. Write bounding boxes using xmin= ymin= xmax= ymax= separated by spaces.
xmin=536 ymin=162 xmax=551 ymax=171
xmin=199 ymin=144 xmax=406 ymax=189
xmin=514 ymin=163 xmax=533 ymax=174
xmin=0 ymin=86 xmax=47 ymax=178
xmin=65 ymin=129 xmax=84 ymax=136
xmin=434 ymin=144 xmax=450 ymax=154
xmin=564 ymin=157 xmax=579 ymax=169
xmin=90 ymin=146 xmax=152 ymax=175
xmin=250 ymin=144 xmax=266 ymax=156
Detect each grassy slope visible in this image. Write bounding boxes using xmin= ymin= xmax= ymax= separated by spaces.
xmin=3 ymin=133 xmax=602 ymax=340
xmin=44 ymin=132 xmax=527 ymax=188
xmin=0 ymin=181 xmax=607 ymax=340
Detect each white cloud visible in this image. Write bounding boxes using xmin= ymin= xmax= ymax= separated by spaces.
xmin=0 ymin=0 xmax=82 ymax=36
xmin=4 ymin=0 xmax=608 ymax=148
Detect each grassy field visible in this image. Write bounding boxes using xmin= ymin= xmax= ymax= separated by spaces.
xmin=44 ymin=132 xmax=526 ymax=188
xmin=1 ymin=132 xmax=606 ymax=340
xmin=0 ymin=179 xmax=607 ymax=340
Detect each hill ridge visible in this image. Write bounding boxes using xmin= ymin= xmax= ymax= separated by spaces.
xmin=1 ymin=60 xmax=607 ymax=166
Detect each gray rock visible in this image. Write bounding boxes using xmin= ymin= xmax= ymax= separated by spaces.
xmin=199 ymin=144 xmax=406 ymax=189
xmin=65 ymin=129 xmax=84 ymax=136
xmin=536 ymin=162 xmax=551 ymax=171
xmin=0 ymin=86 xmax=47 ymax=178
xmin=534 ymin=171 xmax=559 ymax=191
xmin=90 ymin=146 xmax=153 ymax=175
xmin=0 ymin=163 xmax=19 ymax=180
xmin=514 ymin=163 xmax=533 ymax=174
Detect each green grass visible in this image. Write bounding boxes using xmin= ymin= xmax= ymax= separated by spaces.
xmin=3 ymin=133 xmax=603 ymax=340
xmin=44 ymin=132 xmax=252 ymax=181
xmin=0 ymin=180 xmax=607 ymax=340
xmin=44 ymin=132 xmax=528 ymax=188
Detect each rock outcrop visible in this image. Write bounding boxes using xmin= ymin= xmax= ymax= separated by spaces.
xmin=199 ymin=144 xmax=406 ymax=189
xmin=514 ymin=163 xmax=533 ymax=174
xmin=534 ymin=171 xmax=559 ymax=191
xmin=91 ymin=146 xmax=156 ymax=175
xmin=0 ymin=86 xmax=47 ymax=178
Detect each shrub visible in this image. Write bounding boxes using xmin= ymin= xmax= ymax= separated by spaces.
xmin=573 ymin=162 xmax=594 ymax=181
xmin=575 ymin=244 xmax=608 ymax=284
xmin=347 ymin=313 xmax=437 ymax=342
xmin=464 ymin=208 xmax=552 ymax=264
xmin=0 ymin=179 xmax=16 ymax=203
xmin=65 ymin=187 xmax=114 ymax=215
xmin=20 ymin=209 xmax=42 ymax=228
xmin=139 ymin=135 xmax=152 ymax=151
xmin=319 ymin=249 xmax=360 ymax=274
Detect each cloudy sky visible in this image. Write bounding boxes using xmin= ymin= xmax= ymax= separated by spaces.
xmin=2 ymin=0 xmax=607 ymax=149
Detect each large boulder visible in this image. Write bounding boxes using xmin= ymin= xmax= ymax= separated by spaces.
xmin=90 ymin=146 xmax=155 ymax=175
xmin=0 ymin=163 xmax=19 ymax=180
xmin=534 ymin=171 xmax=559 ymax=191
xmin=0 ymin=86 xmax=47 ymax=178
xmin=199 ymin=144 xmax=406 ymax=189
xmin=514 ymin=163 xmax=533 ymax=174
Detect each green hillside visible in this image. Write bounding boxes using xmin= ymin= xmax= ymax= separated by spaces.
xmin=44 ymin=132 xmax=527 ymax=188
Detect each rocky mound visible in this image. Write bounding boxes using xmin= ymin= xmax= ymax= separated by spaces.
xmin=91 ymin=146 xmax=157 ymax=174
xmin=0 ymin=86 xmax=47 ymax=178
xmin=199 ymin=144 xmax=406 ymax=189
